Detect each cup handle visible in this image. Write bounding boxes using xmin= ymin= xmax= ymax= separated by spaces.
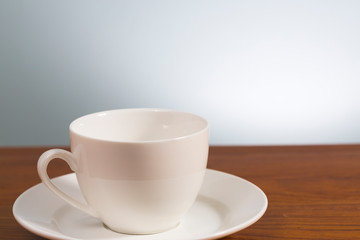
xmin=37 ymin=149 xmax=98 ymax=218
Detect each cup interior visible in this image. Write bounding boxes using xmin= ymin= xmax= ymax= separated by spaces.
xmin=70 ymin=109 xmax=208 ymax=142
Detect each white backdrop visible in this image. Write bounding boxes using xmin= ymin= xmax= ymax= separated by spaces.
xmin=1 ymin=0 xmax=360 ymax=146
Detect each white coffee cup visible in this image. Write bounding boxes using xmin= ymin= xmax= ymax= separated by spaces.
xmin=37 ymin=109 xmax=209 ymax=234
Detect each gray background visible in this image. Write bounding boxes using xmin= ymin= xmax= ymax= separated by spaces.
xmin=1 ymin=0 xmax=360 ymax=146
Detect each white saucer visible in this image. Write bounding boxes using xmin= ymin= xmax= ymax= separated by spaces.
xmin=13 ymin=169 xmax=267 ymax=240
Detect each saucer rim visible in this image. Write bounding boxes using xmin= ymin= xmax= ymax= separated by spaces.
xmin=197 ymin=169 xmax=268 ymax=240
xmin=13 ymin=169 xmax=268 ymax=240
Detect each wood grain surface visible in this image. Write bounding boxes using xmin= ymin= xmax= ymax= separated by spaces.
xmin=1 ymin=145 xmax=360 ymax=239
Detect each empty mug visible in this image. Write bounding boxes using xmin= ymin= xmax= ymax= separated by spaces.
xmin=37 ymin=108 xmax=209 ymax=234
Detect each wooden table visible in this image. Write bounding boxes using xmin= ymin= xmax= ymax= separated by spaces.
xmin=1 ymin=145 xmax=360 ymax=239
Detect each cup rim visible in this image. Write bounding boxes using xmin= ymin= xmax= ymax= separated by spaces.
xmin=69 ymin=108 xmax=209 ymax=143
